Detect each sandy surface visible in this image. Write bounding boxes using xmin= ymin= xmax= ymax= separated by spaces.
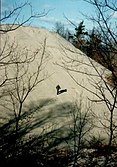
xmin=0 ymin=25 xmax=117 ymax=141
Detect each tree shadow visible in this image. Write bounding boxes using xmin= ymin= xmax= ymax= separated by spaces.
xmin=0 ymin=98 xmax=75 ymax=167
xmin=1 ymin=98 xmax=116 ymax=167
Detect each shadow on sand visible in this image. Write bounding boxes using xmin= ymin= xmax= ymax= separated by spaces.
xmin=0 ymin=98 xmax=75 ymax=167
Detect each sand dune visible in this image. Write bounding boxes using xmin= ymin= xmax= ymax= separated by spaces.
xmin=0 ymin=25 xmax=117 ymax=141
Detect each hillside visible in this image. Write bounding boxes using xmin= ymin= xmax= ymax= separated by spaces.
xmin=0 ymin=25 xmax=117 ymax=142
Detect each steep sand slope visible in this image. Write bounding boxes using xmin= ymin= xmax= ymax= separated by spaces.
xmin=0 ymin=25 xmax=117 ymax=141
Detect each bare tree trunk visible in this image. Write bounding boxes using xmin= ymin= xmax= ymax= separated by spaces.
xmin=15 ymin=102 xmax=23 ymax=135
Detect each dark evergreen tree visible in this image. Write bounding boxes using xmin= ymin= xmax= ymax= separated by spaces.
xmin=73 ymin=21 xmax=88 ymax=50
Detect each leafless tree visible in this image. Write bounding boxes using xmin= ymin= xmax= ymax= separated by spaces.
xmin=0 ymin=37 xmax=49 ymax=135
xmin=69 ymin=97 xmax=93 ymax=167
xmin=57 ymin=43 xmax=117 ymax=166
xmin=0 ymin=1 xmax=49 ymax=33
xmin=81 ymin=0 xmax=117 ymax=166
xmin=0 ymin=1 xmax=49 ymax=91
xmin=57 ymin=0 xmax=117 ymax=166
xmin=0 ymin=2 xmax=50 ymax=135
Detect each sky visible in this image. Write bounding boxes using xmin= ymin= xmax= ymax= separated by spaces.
xmin=1 ymin=0 xmax=117 ymax=32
